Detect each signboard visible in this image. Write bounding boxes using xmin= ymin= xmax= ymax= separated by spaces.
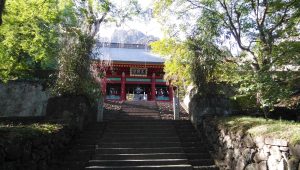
xmin=130 ymin=68 xmax=147 ymax=77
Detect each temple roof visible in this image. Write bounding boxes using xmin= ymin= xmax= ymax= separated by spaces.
xmin=95 ymin=42 xmax=165 ymax=64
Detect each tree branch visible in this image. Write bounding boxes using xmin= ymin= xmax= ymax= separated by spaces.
xmin=269 ymin=0 xmax=297 ymax=34
xmin=91 ymin=12 xmax=107 ymax=37
xmin=186 ymin=0 xmax=221 ymax=15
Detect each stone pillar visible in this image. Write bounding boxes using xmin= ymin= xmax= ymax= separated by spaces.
xmin=172 ymin=86 xmax=180 ymax=120
xmin=121 ymin=72 xmax=126 ymax=101
xmin=101 ymin=71 xmax=107 ymax=97
xmin=97 ymin=97 xmax=104 ymax=122
xmin=151 ymin=73 xmax=156 ymax=101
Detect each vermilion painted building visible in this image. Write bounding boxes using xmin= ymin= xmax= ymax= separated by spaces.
xmin=95 ymin=42 xmax=173 ymax=101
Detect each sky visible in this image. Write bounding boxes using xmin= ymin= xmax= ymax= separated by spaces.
xmin=99 ymin=0 xmax=164 ymax=39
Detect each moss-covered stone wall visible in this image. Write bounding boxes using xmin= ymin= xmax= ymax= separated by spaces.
xmin=200 ymin=116 xmax=300 ymax=170
xmin=0 ymin=123 xmax=77 ymax=170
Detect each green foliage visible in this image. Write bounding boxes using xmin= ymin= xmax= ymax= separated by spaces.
xmin=0 ymin=123 xmax=63 ymax=138
xmin=52 ymin=33 xmax=101 ymax=104
xmin=186 ymin=38 xmax=228 ymax=93
xmin=0 ymin=0 xmax=61 ymax=81
xmin=0 ymin=0 xmax=5 ymax=25
xmin=151 ymin=37 xmax=231 ymax=97
xmin=151 ymin=39 xmax=192 ymax=90
xmin=51 ymin=0 xmax=141 ymax=106
xmin=230 ymin=94 xmax=257 ymax=110
xmin=154 ymin=0 xmax=299 ymax=115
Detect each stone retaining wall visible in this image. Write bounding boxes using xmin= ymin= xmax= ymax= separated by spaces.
xmin=0 ymin=81 xmax=49 ymax=117
xmin=200 ymin=117 xmax=300 ymax=170
xmin=0 ymin=126 xmax=77 ymax=170
xmin=183 ymin=85 xmax=231 ymax=125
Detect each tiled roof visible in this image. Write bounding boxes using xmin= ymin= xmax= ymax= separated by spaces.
xmin=95 ymin=43 xmax=165 ymax=64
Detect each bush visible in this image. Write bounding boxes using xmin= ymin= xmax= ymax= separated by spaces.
xmin=230 ymin=94 xmax=257 ymax=111
xmin=52 ymin=33 xmax=101 ymax=106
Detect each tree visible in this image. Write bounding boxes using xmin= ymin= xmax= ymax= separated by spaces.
xmin=53 ymin=0 xmax=141 ymax=100
xmin=0 ymin=0 xmax=62 ymax=81
xmin=0 ymin=0 xmax=4 ymax=25
xmin=151 ymin=39 xmax=193 ymax=91
xmin=71 ymin=0 xmax=141 ymax=37
xmin=154 ymin=0 xmax=300 ymax=117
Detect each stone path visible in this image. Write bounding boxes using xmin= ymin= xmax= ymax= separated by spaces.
xmin=51 ymin=101 xmax=218 ymax=170
xmin=104 ymin=101 xmax=160 ymax=120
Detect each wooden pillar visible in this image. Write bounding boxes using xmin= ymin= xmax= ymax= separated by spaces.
xmin=121 ymin=72 xmax=126 ymax=101
xmin=151 ymin=73 xmax=156 ymax=101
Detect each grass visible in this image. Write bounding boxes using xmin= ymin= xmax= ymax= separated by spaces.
xmin=217 ymin=116 xmax=300 ymax=145
xmin=0 ymin=123 xmax=64 ymax=139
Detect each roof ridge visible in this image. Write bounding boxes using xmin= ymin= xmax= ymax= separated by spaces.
xmin=98 ymin=42 xmax=150 ymax=50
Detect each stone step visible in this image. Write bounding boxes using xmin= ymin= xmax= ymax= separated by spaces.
xmin=185 ymin=153 xmax=212 ymax=160
xmin=94 ymin=153 xmax=187 ymax=160
xmin=64 ymin=151 xmax=93 ymax=161
xmin=178 ymin=134 xmax=200 ymax=138
xmin=105 ymin=126 xmax=174 ymax=130
xmin=174 ymin=124 xmax=195 ymax=127
xmin=181 ymin=142 xmax=205 ymax=147
xmin=73 ymin=144 xmax=96 ymax=150
xmin=104 ymin=129 xmax=177 ymax=134
xmin=117 ymin=116 xmax=161 ymax=120
xmin=177 ymin=129 xmax=197 ymax=133
xmin=100 ymin=137 xmax=180 ymax=143
xmin=96 ymin=147 xmax=185 ymax=154
xmin=85 ymin=164 xmax=193 ymax=170
xmin=189 ymin=159 xmax=216 ymax=166
xmin=182 ymin=147 xmax=208 ymax=153
xmin=87 ymin=159 xmax=189 ymax=166
xmin=84 ymin=125 xmax=106 ymax=130
xmin=50 ymin=161 xmax=87 ymax=170
xmin=110 ymin=120 xmax=174 ymax=124
xmin=79 ymin=133 xmax=104 ymax=139
xmin=107 ymin=123 xmax=174 ymax=129
xmin=97 ymin=142 xmax=182 ymax=148
xmin=120 ymin=109 xmax=159 ymax=112
xmin=193 ymin=165 xmax=219 ymax=170
xmin=114 ymin=111 xmax=157 ymax=113
xmin=75 ymin=139 xmax=100 ymax=145
xmin=102 ymin=132 xmax=177 ymax=138
xmin=178 ymin=137 xmax=201 ymax=142
xmin=119 ymin=113 xmax=160 ymax=116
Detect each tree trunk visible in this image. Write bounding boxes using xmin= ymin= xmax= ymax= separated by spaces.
xmin=0 ymin=0 xmax=5 ymax=25
xmin=256 ymin=91 xmax=269 ymax=120
xmin=262 ymin=106 xmax=269 ymax=121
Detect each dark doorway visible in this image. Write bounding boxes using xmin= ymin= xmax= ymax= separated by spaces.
xmin=126 ymin=84 xmax=151 ymax=101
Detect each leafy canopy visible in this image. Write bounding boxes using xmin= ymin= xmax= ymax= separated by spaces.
xmin=154 ymin=0 xmax=300 ymax=113
xmin=0 ymin=0 xmax=62 ymax=81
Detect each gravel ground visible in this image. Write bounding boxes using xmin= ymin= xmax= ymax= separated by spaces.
xmin=156 ymin=102 xmax=190 ymax=120
xmin=104 ymin=101 xmax=123 ymax=113
xmin=103 ymin=100 xmax=190 ymax=120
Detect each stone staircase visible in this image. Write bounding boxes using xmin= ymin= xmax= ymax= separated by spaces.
xmin=49 ymin=123 xmax=106 ymax=170
xmin=52 ymin=101 xmax=219 ymax=170
xmin=104 ymin=101 xmax=160 ymax=120
xmin=84 ymin=120 xmax=218 ymax=170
